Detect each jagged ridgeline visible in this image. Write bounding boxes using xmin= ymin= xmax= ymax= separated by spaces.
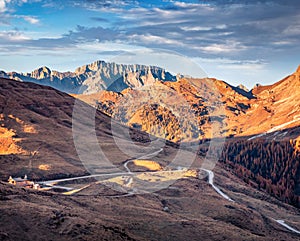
xmin=0 ymin=60 xmax=176 ymax=94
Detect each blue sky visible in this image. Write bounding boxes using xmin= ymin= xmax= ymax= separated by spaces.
xmin=0 ymin=0 xmax=299 ymax=88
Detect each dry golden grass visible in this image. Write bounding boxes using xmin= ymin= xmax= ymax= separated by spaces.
xmin=135 ymin=169 xmax=197 ymax=183
xmin=0 ymin=126 xmax=28 ymax=155
xmin=183 ymin=169 xmax=198 ymax=178
xmin=133 ymin=160 xmax=162 ymax=171
xmin=8 ymin=114 xmax=37 ymax=134
xmin=38 ymin=164 xmax=51 ymax=171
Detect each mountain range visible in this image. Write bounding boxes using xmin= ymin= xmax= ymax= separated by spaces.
xmin=0 ymin=61 xmax=175 ymax=94
xmin=1 ymin=57 xmax=299 ymax=143
xmin=72 ymin=64 xmax=300 ymax=142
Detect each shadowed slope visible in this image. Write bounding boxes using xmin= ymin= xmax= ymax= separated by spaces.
xmin=0 ymin=78 xmax=157 ymax=180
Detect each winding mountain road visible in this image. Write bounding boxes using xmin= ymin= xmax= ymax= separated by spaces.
xmin=274 ymin=220 xmax=300 ymax=235
xmin=200 ymin=168 xmax=234 ymax=202
xmin=37 ymin=148 xmax=300 ymax=235
xmin=200 ymin=170 xmax=299 ymax=235
xmin=39 ymin=148 xmax=164 ymax=196
xmin=39 ymin=172 xmax=130 ymax=185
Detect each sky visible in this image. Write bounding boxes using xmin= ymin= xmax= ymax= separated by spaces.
xmin=0 ymin=0 xmax=299 ymax=88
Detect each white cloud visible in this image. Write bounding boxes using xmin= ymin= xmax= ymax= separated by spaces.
xmin=0 ymin=0 xmax=40 ymax=26
xmin=180 ymin=24 xmax=227 ymax=32
xmin=283 ymin=24 xmax=300 ymax=36
xmin=0 ymin=1 xmax=5 ymax=12
xmin=196 ymin=41 xmax=248 ymax=54
xmin=180 ymin=26 xmax=212 ymax=31
xmin=128 ymin=34 xmax=184 ymax=46
xmin=23 ymin=16 xmax=39 ymax=24
xmin=217 ymin=63 xmax=265 ymax=71
xmin=272 ymin=41 xmax=293 ymax=46
xmin=0 ymin=30 xmax=30 ymax=41
xmin=173 ymin=1 xmax=210 ymax=8
xmin=75 ymin=41 xmax=146 ymax=53
xmin=0 ymin=0 xmax=9 ymax=12
xmin=196 ymin=57 xmax=241 ymax=64
xmin=0 ymin=0 xmax=41 ymax=13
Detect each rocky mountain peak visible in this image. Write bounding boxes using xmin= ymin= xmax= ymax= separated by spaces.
xmin=88 ymin=60 xmax=106 ymax=71
xmin=31 ymin=66 xmax=51 ymax=79
xmin=237 ymin=84 xmax=249 ymax=92
xmin=75 ymin=65 xmax=91 ymax=75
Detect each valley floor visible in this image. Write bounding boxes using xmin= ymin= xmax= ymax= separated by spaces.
xmin=1 ymin=164 xmax=299 ymax=241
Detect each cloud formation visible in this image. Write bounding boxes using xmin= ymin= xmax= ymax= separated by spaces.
xmin=0 ymin=0 xmax=299 ymax=87
xmin=22 ymin=16 xmax=39 ymax=24
xmin=45 ymin=0 xmax=298 ymax=60
xmin=2 ymin=1 xmax=299 ymax=55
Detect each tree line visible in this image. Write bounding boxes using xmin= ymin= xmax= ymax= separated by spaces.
xmin=198 ymin=138 xmax=300 ymax=207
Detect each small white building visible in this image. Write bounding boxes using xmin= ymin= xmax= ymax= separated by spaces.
xmin=8 ymin=174 xmax=40 ymax=189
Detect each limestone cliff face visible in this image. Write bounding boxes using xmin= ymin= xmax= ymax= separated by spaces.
xmin=31 ymin=67 xmax=51 ymax=79
xmin=0 ymin=60 xmax=175 ymax=94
